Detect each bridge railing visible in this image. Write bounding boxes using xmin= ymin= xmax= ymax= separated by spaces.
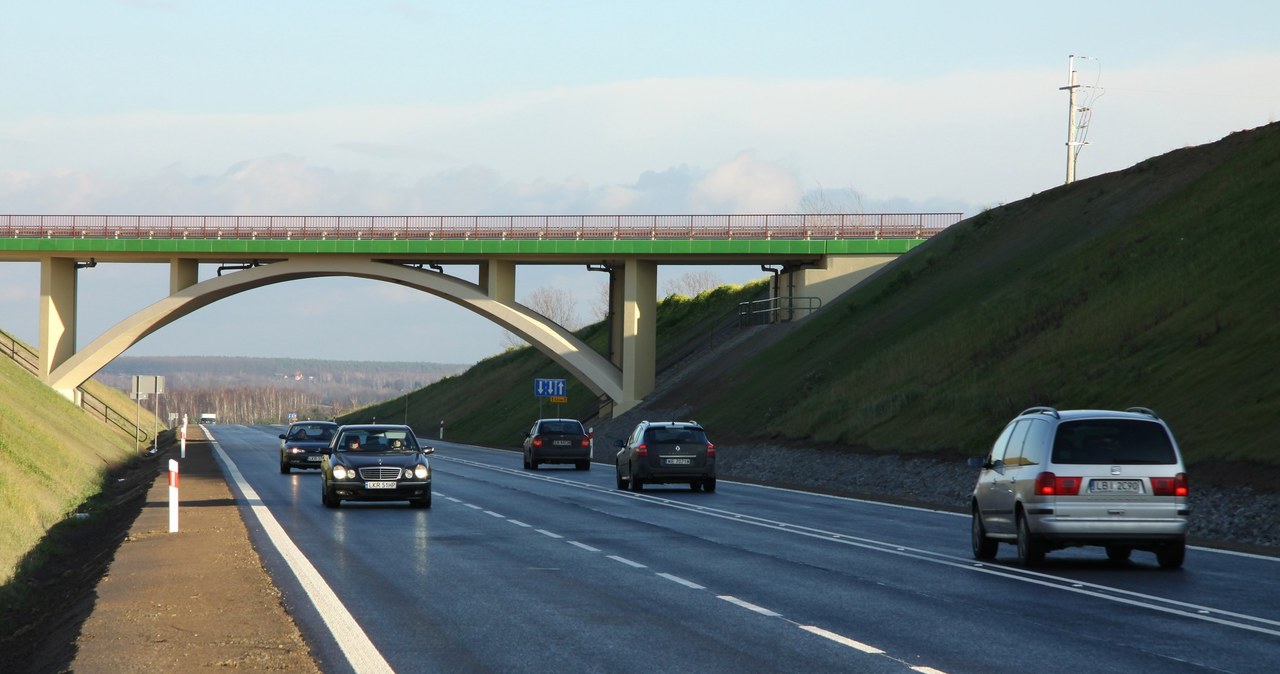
xmin=0 ymin=213 xmax=963 ymax=241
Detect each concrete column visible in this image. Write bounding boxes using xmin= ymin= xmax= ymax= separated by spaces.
xmin=480 ymin=259 xmax=516 ymax=303
xmin=170 ymin=258 xmax=199 ymax=294
xmin=619 ymin=258 xmax=656 ymax=412
xmin=39 ymin=257 xmax=77 ymax=386
xmin=608 ymin=267 xmax=624 ymax=366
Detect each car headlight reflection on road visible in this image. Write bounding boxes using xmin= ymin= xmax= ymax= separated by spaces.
xmin=414 ymin=464 xmax=429 ymax=479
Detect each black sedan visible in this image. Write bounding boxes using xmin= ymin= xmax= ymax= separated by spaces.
xmin=321 ymin=424 xmax=434 ymax=508
xmin=279 ymin=420 xmax=338 ymax=473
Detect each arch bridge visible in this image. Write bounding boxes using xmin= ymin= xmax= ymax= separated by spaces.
xmin=0 ymin=213 xmax=961 ymax=416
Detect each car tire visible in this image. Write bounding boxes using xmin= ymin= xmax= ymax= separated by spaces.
xmin=280 ymin=458 xmax=291 ymax=474
xmin=1105 ymin=545 xmax=1132 ymax=563
xmin=1156 ymin=540 xmax=1186 ymax=569
xmin=689 ymin=481 xmax=701 ymax=491
xmin=529 ymin=456 xmax=539 ymax=470
xmin=322 ymin=482 xmax=339 ymax=509
xmin=576 ymin=461 xmax=590 ymax=471
xmin=971 ymin=506 xmax=998 ymax=560
xmin=629 ymin=469 xmax=644 ymax=492
xmin=703 ymin=477 xmax=716 ymax=493
xmin=1016 ymin=511 xmax=1044 ymax=566
xmin=615 ymin=464 xmax=626 ymax=490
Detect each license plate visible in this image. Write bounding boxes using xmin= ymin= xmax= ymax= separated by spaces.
xmin=307 ymin=455 xmax=323 ymax=462
xmin=665 ymin=458 xmax=692 ymax=465
xmin=365 ymin=481 xmax=397 ymax=489
xmin=553 ymin=440 xmax=571 ymax=446
xmin=1090 ymin=479 xmax=1141 ymax=493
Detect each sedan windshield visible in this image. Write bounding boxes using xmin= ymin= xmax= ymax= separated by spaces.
xmin=337 ymin=431 xmax=417 ymax=452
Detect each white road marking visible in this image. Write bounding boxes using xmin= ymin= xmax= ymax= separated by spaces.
xmin=656 ymin=573 xmax=705 ymax=589
xmin=507 ymin=519 xmax=532 ymax=527
xmin=607 ymin=555 xmax=646 ymax=569
xmin=799 ymin=625 xmax=884 ymax=654
xmin=483 ymin=510 xmax=505 ymax=518
xmin=569 ymin=541 xmax=600 ymax=552
xmin=535 ymin=529 xmax=563 ymax=539
xmin=210 ymin=439 xmax=393 ymax=674
xmin=718 ymin=595 xmax=781 ymax=617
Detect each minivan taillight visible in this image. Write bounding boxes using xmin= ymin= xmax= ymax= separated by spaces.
xmin=1035 ymin=471 xmax=1081 ymax=496
xmin=636 ymin=443 xmax=648 ymax=457
xmin=706 ymin=443 xmax=715 ymax=457
xmin=1152 ymin=473 xmax=1188 ymax=497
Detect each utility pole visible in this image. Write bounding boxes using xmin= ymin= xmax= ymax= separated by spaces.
xmin=1059 ymin=54 xmax=1097 ymax=185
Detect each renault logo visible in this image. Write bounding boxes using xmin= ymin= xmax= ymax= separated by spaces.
xmin=674 ymin=445 xmax=682 ymax=452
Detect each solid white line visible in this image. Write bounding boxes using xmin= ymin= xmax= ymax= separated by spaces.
xmin=211 ymin=440 xmax=393 ymax=674
xmin=656 ymin=572 xmax=705 ymax=589
xmin=718 ymin=595 xmax=781 ymax=617
xmin=798 ymin=625 xmax=883 ymax=654
xmin=569 ymin=541 xmax=600 ymax=552
xmin=607 ymin=555 xmax=647 ymax=569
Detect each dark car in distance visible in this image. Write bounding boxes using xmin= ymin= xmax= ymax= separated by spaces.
xmin=321 ymin=424 xmax=434 ymax=508
xmin=523 ymin=418 xmax=592 ymax=470
xmin=616 ymin=420 xmax=716 ymax=492
xmin=279 ymin=420 xmax=338 ymax=473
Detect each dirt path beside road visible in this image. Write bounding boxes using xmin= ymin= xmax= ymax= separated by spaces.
xmin=12 ymin=434 xmax=320 ymax=673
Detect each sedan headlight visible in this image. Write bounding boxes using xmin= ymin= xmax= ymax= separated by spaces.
xmin=333 ymin=465 xmax=351 ymax=480
xmin=414 ymin=464 xmax=430 ymax=479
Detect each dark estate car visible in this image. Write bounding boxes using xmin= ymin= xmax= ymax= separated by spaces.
xmin=321 ymin=424 xmax=434 ymax=508
xmin=279 ymin=420 xmax=338 ymax=473
xmin=523 ymin=418 xmax=592 ymax=470
xmin=616 ymin=420 xmax=716 ymax=492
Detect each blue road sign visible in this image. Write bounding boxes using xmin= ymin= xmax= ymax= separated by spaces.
xmin=534 ymin=378 xmax=567 ymax=397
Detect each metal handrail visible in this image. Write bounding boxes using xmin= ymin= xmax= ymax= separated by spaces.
xmin=0 ymin=329 xmax=150 ymax=444
xmin=0 ymin=213 xmax=963 ymax=241
xmin=739 ymin=296 xmax=823 ymax=326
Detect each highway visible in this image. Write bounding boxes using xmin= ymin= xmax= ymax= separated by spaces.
xmin=208 ymin=425 xmax=1280 ymax=674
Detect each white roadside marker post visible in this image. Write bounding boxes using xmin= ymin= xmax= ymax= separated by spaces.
xmin=168 ymin=459 xmax=179 ymax=533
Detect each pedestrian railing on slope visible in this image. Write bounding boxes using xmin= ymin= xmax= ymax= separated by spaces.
xmin=0 ymin=328 xmax=150 ymax=445
xmin=738 ymin=296 xmax=822 ymax=326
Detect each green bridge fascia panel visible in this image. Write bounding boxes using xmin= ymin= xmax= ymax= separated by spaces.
xmin=0 ymin=237 xmax=926 ymax=256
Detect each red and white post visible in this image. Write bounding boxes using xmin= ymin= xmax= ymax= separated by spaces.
xmin=168 ymin=459 xmax=179 ymax=533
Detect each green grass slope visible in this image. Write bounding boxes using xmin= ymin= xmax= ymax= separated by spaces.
xmin=695 ymin=123 xmax=1280 ymax=465
xmin=342 ymin=281 xmax=768 ymax=447
xmin=0 ymin=355 xmax=157 ymax=585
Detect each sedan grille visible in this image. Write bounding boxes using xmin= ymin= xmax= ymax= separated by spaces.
xmin=359 ymin=466 xmax=404 ymax=480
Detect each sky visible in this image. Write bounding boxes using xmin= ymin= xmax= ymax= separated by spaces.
xmin=2 ymin=0 xmax=1278 ymax=365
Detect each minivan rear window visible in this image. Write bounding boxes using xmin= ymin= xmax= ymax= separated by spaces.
xmin=644 ymin=427 xmax=707 ymax=445
xmin=1051 ymin=420 xmax=1177 ymax=465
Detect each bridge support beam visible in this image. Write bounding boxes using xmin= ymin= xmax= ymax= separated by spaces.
xmin=479 ymin=260 xmax=517 ymax=303
xmin=39 ymin=257 xmax=77 ymax=396
xmin=170 ymin=258 xmax=199 ymax=293
xmin=778 ymin=254 xmax=899 ymax=318
xmin=618 ymin=259 xmax=656 ymax=414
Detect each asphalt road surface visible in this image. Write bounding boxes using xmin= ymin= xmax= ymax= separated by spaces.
xmin=207 ymin=425 xmax=1280 ymax=674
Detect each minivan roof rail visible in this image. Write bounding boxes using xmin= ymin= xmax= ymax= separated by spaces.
xmin=1124 ymin=406 xmax=1160 ymax=419
xmin=1020 ymin=406 xmax=1060 ymax=419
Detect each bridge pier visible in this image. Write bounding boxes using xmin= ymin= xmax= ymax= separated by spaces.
xmin=773 ymin=254 xmax=900 ymax=321
xmin=618 ymin=259 xmax=656 ymax=414
xmin=39 ymin=257 xmax=78 ymax=397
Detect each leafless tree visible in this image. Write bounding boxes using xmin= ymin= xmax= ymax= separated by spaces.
xmin=502 ymin=285 xmax=581 ymax=349
xmin=662 ymin=270 xmax=722 ymax=298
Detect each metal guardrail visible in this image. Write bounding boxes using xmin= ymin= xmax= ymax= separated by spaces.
xmin=0 ymin=213 xmax=962 ymax=241
xmin=739 ymin=296 xmax=823 ymax=326
xmin=0 ymin=329 xmax=150 ymax=445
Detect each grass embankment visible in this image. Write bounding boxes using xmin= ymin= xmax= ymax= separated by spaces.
xmin=344 ymin=281 xmax=767 ymax=447
xmin=698 ymin=123 xmax=1280 ymax=464
xmin=0 ymin=353 xmax=158 ymax=585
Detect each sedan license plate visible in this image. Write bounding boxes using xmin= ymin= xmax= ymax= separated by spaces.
xmin=665 ymin=457 xmax=692 ymax=466
xmin=306 ymin=455 xmax=323 ymax=462
xmin=553 ymin=440 xmax=571 ymax=446
xmin=364 ymin=481 xmax=397 ymax=489
xmin=1090 ymin=479 xmax=1141 ymax=493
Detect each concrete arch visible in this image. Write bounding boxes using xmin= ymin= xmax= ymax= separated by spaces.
xmin=48 ymin=257 xmax=623 ymax=404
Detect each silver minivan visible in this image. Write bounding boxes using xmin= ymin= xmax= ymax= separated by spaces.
xmin=969 ymin=407 xmax=1189 ymax=568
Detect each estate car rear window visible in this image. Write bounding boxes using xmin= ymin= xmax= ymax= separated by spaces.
xmin=540 ymin=421 xmax=585 ymax=435
xmin=1051 ymin=419 xmax=1177 ymax=465
xmin=644 ymin=428 xmax=707 ymax=445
